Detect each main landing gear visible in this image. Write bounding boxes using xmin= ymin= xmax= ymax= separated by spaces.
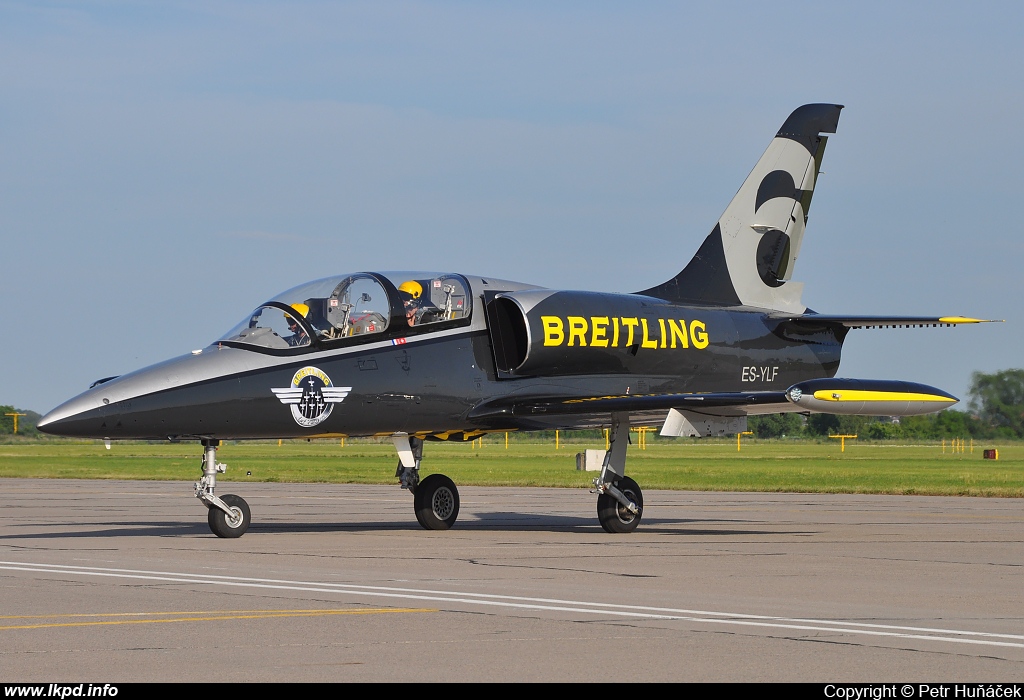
xmin=592 ymin=413 xmax=644 ymax=533
xmin=394 ymin=435 xmax=461 ymax=530
xmin=194 ymin=440 xmax=251 ymax=538
xmin=391 ymin=418 xmax=643 ymax=534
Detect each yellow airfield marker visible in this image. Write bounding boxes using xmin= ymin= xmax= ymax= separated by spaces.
xmin=4 ymin=412 xmax=27 ymax=434
xmin=829 ymin=434 xmax=857 ymax=452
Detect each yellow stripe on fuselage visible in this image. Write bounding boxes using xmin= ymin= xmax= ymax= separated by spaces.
xmin=812 ymin=390 xmax=955 ymax=403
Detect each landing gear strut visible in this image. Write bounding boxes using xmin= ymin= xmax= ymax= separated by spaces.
xmin=194 ymin=440 xmax=251 ymax=538
xmin=593 ymin=413 xmax=644 ymax=533
xmin=393 ymin=434 xmax=461 ymax=530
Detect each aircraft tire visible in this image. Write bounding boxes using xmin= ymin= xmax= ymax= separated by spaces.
xmin=208 ymin=494 xmax=251 ymax=538
xmin=413 ymin=489 xmax=427 ymax=529
xmin=597 ymin=476 xmax=643 ymax=533
xmin=414 ymin=474 xmax=460 ymax=530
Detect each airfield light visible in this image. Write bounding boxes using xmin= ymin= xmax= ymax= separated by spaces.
xmin=4 ymin=412 xmax=27 ymax=434
xmin=942 ymin=438 xmax=967 ymax=454
xmin=629 ymin=426 xmax=654 ymax=450
xmin=737 ymin=430 xmax=754 ymax=452
xmin=829 ymin=434 xmax=858 ymax=452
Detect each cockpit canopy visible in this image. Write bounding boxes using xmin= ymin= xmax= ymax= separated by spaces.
xmin=218 ymin=272 xmax=472 ymax=352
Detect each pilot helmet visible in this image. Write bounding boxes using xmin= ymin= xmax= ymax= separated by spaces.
xmin=398 ymin=280 xmax=422 ymax=298
xmin=288 ymin=303 xmax=310 ymax=322
xmin=398 ymin=280 xmax=423 ymax=306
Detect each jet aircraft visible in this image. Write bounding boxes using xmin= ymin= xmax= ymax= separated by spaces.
xmin=39 ymin=104 xmax=995 ymax=538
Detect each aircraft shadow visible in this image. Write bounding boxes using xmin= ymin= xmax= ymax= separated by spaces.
xmin=0 ymin=521 xmax=214 ymax=539
xmin=0 ymin=517 xmax=792 ymax=538
xmin=457 ymin=512 xmax=783 ymax=536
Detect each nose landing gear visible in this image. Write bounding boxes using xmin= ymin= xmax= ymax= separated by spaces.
xmin=194 ymin=440 xmax=251 ymax=538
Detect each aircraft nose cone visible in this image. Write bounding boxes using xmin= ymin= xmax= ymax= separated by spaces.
xmin=37 ymin=394 xmax=107 ymax=437
xmin=36 ymin=411 xmax=58 ymax=433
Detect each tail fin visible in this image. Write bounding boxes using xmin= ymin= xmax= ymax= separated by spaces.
xmin=640 ymin=104 xmax=843 ymax=312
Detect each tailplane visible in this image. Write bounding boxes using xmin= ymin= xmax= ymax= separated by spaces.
xmin=640 ymin=103 xmax=843 ymax=312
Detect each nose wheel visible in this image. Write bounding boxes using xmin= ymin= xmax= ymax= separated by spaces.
xmin=208 ymin=493 xmax=251 ymax=538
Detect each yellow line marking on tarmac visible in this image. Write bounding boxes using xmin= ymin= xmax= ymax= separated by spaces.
xmin=0 ymin=608 xmax=436 ymax=631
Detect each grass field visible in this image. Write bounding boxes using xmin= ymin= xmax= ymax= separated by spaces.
xmin=0 ymin=437 xmax=1021 ymax=497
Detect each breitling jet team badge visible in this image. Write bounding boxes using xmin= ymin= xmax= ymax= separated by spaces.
xmin=271 ymin=366 xmax=352 ymax=428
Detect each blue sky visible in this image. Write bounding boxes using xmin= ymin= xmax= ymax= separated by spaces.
xmin=2 ymin=1 xmax=1021 ymax=413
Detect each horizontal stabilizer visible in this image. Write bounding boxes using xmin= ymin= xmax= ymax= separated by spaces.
xmin=772 ymin=314 xmax=1002 ymax=329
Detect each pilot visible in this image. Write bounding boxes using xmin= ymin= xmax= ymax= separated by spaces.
xmin=285 ymin=303 xmax=311 ymax=346
xmin=398 ymin=280 xmax=426 ymax=327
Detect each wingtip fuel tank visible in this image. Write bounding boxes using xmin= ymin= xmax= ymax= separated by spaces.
xmin=785 ymin=379 xmax=958 ymax=416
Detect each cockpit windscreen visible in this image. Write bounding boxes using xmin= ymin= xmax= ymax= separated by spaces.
xmin=217 ymin=272 xmax=471 ymax=351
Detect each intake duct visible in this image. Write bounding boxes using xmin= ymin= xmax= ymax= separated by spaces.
xmin=484 ymin=289 xmax=713 ymax=379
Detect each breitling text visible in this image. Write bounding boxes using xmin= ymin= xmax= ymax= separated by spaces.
xmin=541 ymin=316 xmax=709 ymax=350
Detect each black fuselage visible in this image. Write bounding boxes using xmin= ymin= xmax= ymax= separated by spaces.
xmin=40 ymin=288 xmax=843 ymax=441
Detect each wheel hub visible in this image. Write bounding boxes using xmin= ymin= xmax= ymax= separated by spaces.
xmin=432 ymin=487 xmax=455 ymax=520
xmin=225 ymin=507 xmax=244 ymax=528
xmin=616 ymin=498 xmax=637 ymax=523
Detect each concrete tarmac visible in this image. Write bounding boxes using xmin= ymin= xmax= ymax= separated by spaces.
xmin=0 ymin=479 xmax=1022 ymax=682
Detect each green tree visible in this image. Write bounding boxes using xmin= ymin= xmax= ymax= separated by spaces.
xmin=748 ymin=413 xmax=804 ymax=438
xmin=968 ymin=369 xmax=1024 ymax=437
xmin=805 ymin=413 xmax=870 ymax=437
xmin=866 ymin=420 xmax=903 ymax=440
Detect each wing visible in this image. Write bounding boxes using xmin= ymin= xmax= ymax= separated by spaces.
xmin=467 ymin=390 xmax=790 ymax=423
xmin=467 ymin=390 xmax=791 ymax=434
xmin=467 ymin=379 xmax=958 ymax=432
